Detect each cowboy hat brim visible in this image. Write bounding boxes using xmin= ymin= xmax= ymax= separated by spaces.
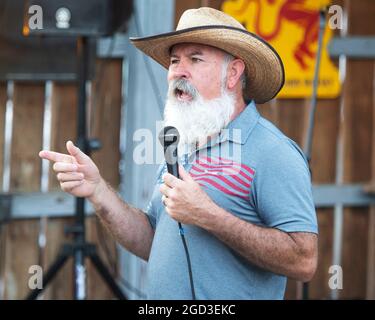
xmin=130 ymin=25 xmax=285 ymax=104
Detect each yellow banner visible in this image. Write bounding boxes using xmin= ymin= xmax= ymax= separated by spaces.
xmin=222 ymin=0 xmax=341 ymax=99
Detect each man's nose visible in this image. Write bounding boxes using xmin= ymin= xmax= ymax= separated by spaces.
xmin=173 ymin=69 xmax=189 ymax=79
xmin=170 ymin=62 xmax=190 ymax=79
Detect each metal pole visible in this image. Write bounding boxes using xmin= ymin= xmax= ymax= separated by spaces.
xmin=74 ymin=36 xmax=89 ymax=300
xmin=331 ymin=5 xmax=348 ymax=301
xmin=304 ymin=9 xmax=327 ymax=161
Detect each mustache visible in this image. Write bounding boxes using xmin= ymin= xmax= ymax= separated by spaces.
xmin=169 ymin=78 xmax=198 ymax=100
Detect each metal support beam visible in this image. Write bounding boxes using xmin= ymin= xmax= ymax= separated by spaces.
xmin=313 ymin=184 xmax=375 ymax=207
xmin=0 ymin=192 xmax=94 ymax=220
xmin=328 ymin=36 xmax=375 ymax=58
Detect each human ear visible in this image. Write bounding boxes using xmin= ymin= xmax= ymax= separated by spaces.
xmin=227 ymin=59 xmax=245 ymax=90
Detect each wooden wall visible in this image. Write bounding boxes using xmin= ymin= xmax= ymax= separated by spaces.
xmin=0 ymin=58 xmax=123 ymax=299
xmin=174 ymin=0 xmax=375 ymax=299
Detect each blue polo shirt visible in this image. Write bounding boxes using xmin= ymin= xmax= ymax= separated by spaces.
xmin=145 ymin=101 xmax=318 ymax=300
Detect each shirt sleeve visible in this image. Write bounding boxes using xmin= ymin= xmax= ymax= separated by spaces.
xmin=252 ymin=140 xmax=318 ymax=234
xmin=144 ymin=163 xmax=167 ymax=230
xmin=145 ymin=188 xmax=158 ymax=230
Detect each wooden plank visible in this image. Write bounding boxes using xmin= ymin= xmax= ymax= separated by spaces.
xmin=42 ymin=83 xmax=77 ymax=299
xmin=367 ymin=58 xmax=375 ymax=299
xmin=0 ymin=82 xmax=7 ymax=299
xmin=367 ymin=207 xmax=375 ymax=299
xmin=203 ymin=0 xmax=225 ymax=10
xmin=3 ymin=220 xmax=40 ymax=299
xmin=90 ymin=59 xmax=122 ymax=186
xmin=49 ymin=83 xmax=78 ymax=190
xmin=339 ymin=0 xmax=375 ymax=300
xmin=341 ymin=207 xmax=369 ymax=299
xmin=10 ymin=83 xmax=44 ymax=191
xmin=4 ymin=82 xmax=45 ymax=299
xmin=309 ymin=99 xmax=341 ymax=182
xmin=87 ymin=58 xmax=123 ymax=299
xmin=343 ymin=61 xmax=373 ymax=182
xmin=0 ymin=82 xmax=6 ymax=180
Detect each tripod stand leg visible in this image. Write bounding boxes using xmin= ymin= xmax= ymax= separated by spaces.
xmin=88 ymin=252 xmax=127 ymax=300
xmin=25 ymin=248 xmax=70 ymax=300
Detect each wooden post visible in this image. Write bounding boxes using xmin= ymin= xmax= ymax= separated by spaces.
xmin=367 ymin=59 xmax=375 ymax=298
xmin=87 ymin=59 xmax=123 ymax=299
xmin=339 ymin=0 xmax=375 ymax=300
xmin=0 ymin=82 xmax=7 ymax=299
xmin=4 ymin=82 xmax=45 ymax=299
xmin=42 ymin=82 xmax=78 ymax=299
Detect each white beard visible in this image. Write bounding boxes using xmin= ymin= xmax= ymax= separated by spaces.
xmin=164 ymin=87 xmax=235 ymax=155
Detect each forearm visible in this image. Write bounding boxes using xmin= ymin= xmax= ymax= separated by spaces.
xmin=200 ymin=204 xmax=315 ymax=281
xmin=89 ymin=178 xmax=154 ymax=261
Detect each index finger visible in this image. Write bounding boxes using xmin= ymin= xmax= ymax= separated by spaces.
xmin=39 ymin=150 xmax=74 ymax=163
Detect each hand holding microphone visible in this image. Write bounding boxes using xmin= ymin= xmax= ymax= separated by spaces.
xmin=158 ymin=126 xmax=215 ymax=226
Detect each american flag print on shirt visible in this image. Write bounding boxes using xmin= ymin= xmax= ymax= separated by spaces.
xmin=190 ymin=156 xmax=255 ymax=200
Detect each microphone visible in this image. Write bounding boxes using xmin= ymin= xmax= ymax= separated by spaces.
xmin=158 ymin=126 xmax=180 ymax=178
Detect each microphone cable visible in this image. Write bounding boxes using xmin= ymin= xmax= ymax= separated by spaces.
xmin=159 ymin=129 xmax=196 ymax=299
xmin=178 ymin=222 xmax=196 ymax=300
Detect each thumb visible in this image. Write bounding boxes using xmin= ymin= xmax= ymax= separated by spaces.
xmin=66 ymin=140 xmax=90 ymax=164
xmin=179 ymin=164 xmax=193 ymax=182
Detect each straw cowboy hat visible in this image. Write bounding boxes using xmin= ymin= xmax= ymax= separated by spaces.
xmin=130 ymin=7 xmax=285 ymax=104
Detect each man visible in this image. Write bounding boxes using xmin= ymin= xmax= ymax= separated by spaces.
xmin=39 ymin=7 xmax=318 ymax=299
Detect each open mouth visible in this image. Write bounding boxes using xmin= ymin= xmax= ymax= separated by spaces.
xmin=175 ymin=88 xmax=193 ymax=102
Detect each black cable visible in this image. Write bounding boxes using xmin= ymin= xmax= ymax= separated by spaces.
xmin=178 ymin=223 xmax=196 ymax=300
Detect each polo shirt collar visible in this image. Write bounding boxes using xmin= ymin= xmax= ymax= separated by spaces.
xmin=219 ymin=100 xmax=260 ymax=145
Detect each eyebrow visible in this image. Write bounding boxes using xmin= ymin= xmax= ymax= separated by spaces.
xmin=170 ymin=50 xmax=204 ymax=58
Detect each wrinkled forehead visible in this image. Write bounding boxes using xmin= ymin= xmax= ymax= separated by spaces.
xmin=169 ymin=42 xmax=227 ymax=57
